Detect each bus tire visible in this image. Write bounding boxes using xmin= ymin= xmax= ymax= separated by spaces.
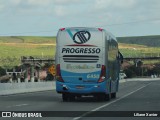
xmin=68 ymin=94 xmax=76 ymax=102
xmin=62 ymin=93 xmax=69 ymax=102
xmin=105 ymin=93 xmax=111 ymax=101
xmin=76 ymin=95 xmax=82 ymax=99
xmin=95 ymin=94 xmax=109 ymax=101
xmin=111 ymin=93 xmax=116 ymax=99
xmin=94 ymin=94 xmax=102 ymax=101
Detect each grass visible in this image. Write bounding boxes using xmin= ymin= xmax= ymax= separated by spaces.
xmin=0 ymin=36 xmax=56 ymax=68
xmin=0 ymin=36 xmax=56 ymax=44
xmin=0 ymin=36 xmax=160 ymax=68
xmin=119 ymin=43 xmax=160 ymax=58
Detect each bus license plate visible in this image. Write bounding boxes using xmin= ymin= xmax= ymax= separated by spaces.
xmin=76 ymin=86 xmax=85 ymax=89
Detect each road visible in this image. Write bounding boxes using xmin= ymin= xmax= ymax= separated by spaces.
xmin=0 ymin=79 xmax=160 ymax=120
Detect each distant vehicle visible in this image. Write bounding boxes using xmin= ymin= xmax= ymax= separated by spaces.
xmin=119 ymin=73 xmax=127 ymax=79
xmin=55 ymin=27 xmax=123 ymax=101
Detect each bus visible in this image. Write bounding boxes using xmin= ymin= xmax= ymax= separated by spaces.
xmin=55 ymin=27 xmax=123 ymax=101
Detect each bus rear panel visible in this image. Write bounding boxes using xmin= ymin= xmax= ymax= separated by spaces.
xmin=55 ymin=27 xmax=120 ymax=101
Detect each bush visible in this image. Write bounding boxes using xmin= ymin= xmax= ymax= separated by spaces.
xmin=123 ymin=64 xmax=160 ymax=78
xmin=124 ymin=66 xmax=136 ymax=78
xmin=0 ymin=67 xmax=6 ymax=76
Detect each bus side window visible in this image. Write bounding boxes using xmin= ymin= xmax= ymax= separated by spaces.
xmin=117 ymin=51 xmax=123 ymax=64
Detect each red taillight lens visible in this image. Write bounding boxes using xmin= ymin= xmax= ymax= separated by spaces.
xmin=56 ymin=64 xmax=64 ymax=82
xmin=98 ymin=28 xmax=103 ymax=31
xmin=60 ymin=28 xmax=65 ymax=31
xmin=98 ymin=65 xmax=106 ymax=83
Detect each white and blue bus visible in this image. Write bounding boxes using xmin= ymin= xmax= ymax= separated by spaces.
xmin=55 ymin=27 xmax=123 ymax=101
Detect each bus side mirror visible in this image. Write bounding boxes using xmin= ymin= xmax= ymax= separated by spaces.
xmin=117 ymin=51 xmax=123 ymax=64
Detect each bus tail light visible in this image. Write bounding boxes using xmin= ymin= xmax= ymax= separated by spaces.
xmin=98 ymin=28 xmax=103 ymax=31
xmin=60 ymin=28 xmax=65 ymax=31
xmin=98 ymin=65 xmax=106 ymax=83
xmin=56 ymin=64 xmax=64 ymax=82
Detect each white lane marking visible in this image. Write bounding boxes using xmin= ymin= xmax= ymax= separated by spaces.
xmin=6 ymin=104 xmax=28 ymax=108
xmin=120 ymin=78 xmax=160 ymax=83
xmin=73 ymin=83 xmax=151 ymax=120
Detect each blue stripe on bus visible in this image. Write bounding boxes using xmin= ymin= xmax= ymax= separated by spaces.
xmin=61 ymin=70 xmax=101 ymax=80
xmin=66 ymin=29 xmax=79 ymax=39
xmin=66 ymin=29 xmax=74 ymax=39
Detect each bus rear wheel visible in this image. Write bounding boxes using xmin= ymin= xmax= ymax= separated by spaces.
xmin=62 ymin=93 xmax=68 ymax=102
xmin=105 ymin=93 xmax=111 ymax=101
xmin=111 ymin=93 xmax=116 ymax=99
xmin=62 ymin=93 xmax=76 ymax=102
xmin=68 ymin=94 xmax=76 ymax=101
xmin=94 ymin=93 xmax=111 ymax=101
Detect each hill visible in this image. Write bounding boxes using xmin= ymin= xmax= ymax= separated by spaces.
xmin=0 ymin=36 xmax=56 ymax=44
xmin=117 ymin=35 xmax=160 ymax=47
xmin=0 ymin=35 xmax=159 ymax=47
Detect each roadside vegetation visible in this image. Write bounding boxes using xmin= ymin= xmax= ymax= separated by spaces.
xmin=0 ymin=36 xmax=160 ymax=78
xmin=0 ymin=36 xmax=56 ymax=68
xmin=117 ymin=35 xmax=160 ymax=47
xmin=119 ymin=43 xmax=160 ymax=58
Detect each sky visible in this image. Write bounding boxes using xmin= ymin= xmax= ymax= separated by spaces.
xmin=0 ymin=0 xmax=160 ymax=37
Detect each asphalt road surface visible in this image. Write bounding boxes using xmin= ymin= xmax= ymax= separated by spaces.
xmin=0 ymin=79 xmax=160 ymax=120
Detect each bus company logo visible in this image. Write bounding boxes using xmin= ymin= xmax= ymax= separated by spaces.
xmin=66 ymin=64 xmax=95 ymax=70
xmin=73 ymin=31 xmax=91 ymax=44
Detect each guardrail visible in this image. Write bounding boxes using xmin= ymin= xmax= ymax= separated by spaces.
xmin=0 ymin=78 xmax=159 ymax=96
xmin=0 ymin=81 xmax=55 ymax=96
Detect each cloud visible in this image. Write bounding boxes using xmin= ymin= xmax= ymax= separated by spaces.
xmin=53 ymin=0 xmax=79 ymax=5
xmin=0 ymin=4 xmax=4 ymax=11
xmin=92 ymin=0 xmax=137 ymax=25
xmin=115 ymin=0 xmax=136 ymax=8
xmin=0 ymin=0 xmax=8 ymax=12
xmin=27 ymin=0 xmax=52 ymax=6
xmin=94 ymin=0 xmax=112 ymax=9
xmin=54 ymin=6 xmax=68 ymax=17
xmin=1 ymin=0 xmax=160 ymax=36
xmin=0 ymin=0 xmax=82 ymax=17
xmin=10 ymin=0 xmax=52 ymax=6
xmin=9 ymin=0 xmax=80 ymax=7
xmin=0 ymin=0 xmax=54 ymax=16
xmin=11 ymin=0 xmax=21 ymax=5
xmin=93 ymin=0 xmax=160 ymax=23
xmin=52 ymin=0 xmax=85 ymax=17
xmin=95 ymin=0 xmax=136 ymax=10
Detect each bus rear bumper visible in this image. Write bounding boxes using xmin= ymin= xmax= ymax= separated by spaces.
xmin=56 ymin=81 xmax=109 ymax=95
